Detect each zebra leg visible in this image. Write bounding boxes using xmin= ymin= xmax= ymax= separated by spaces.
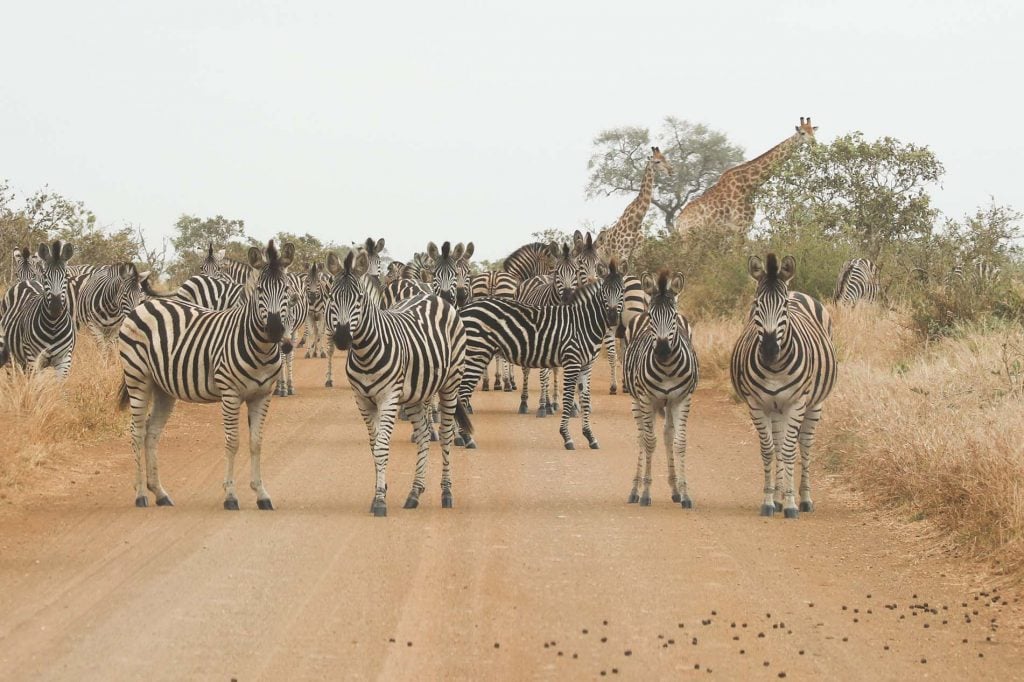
xmin=505 ymin=359 xmax=517 ymax=391
xmin=663 ymin=399 xmax=679 ymax=502
xmin=537 ymin=369 xmax=550 ymax=418
xmin=437 ymin=386 xmax=458 ymax=508
xmin=403 ymin=403 xmax=431 ymax=509
xmin=246 ymin=392 xmax=276 ymax=509
xmin=482 ymin=357 xmax=491 ymax=391
xmin=771 ymin=414 xmax=786 ymax=512
xmin=127 ymin=385 xmax=152 ymax=507
xmin=324 ymin=339 xmax=335 ymax=387
xmin=220 ymin=394 xmax=244 ymax=510
xmin=797 ymin=407 xmax=823 ymax=513
xmin=578 ymin=363 xmax=598 ymax=449
xmin=53 ymin=350 xmax=73 ymax=380
xmin=778 ymin=409 xmax=804 ymax=519
xmin=369 ymin=394 xmax=399 ymax=517
xmin=605 ymin=331 xmax=617 ymax=395
xmin=628 ymin=393 xmax=654 ymax=504
xmin=142 ymin=389 xmax=176 ymax=507
xmin=671 ymin=395 xmax=694 ymax=509
xmin=559 ymin=362 xmax=584 ymax=450
xmin=519 ymin=368 xmax=531 ymax=414
xmin=749 ymin=408 xmax=777 ymax=517
xmin=286 ymin=335 xmax=296 ymax=395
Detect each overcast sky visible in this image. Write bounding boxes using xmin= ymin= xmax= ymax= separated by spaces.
xmin=3 ymin=0 xmax=1021 ymax=262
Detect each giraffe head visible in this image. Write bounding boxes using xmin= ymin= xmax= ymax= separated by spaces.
xmin=650 ymin=146 xmax=673 ymax=175
xmin=794 ymin=116 xmax=818 ymax=145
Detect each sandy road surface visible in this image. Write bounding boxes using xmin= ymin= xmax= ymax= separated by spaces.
xmin=0 ymin=354 xmax=1021 ymax=680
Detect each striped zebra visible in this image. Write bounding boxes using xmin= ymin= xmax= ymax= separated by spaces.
xmin=153 ymin=274 xmax=243 ymax=310
xmin=117 ymin=240 xmax=294 ymax=510
xmin=327 ymin=248 xmax=471 ymax=516
xmin=401 ymin=252 xmax=433 ymax=283
xmin=0 ymin=321 xmax=8 ymax=368
xmin=204 ymin=246 xmax=252 ymax=284
xmin=622 ymin=271 xmax=699 ymax=508
xmin=834 ymin=258 xmax=880 ymax=305
xmin=68 ymin=263 xmax=152 ymax=344
xmin=469 ymin=270 xmax=518 ymax=392
xmin=66 ymin=264 xmax=100 ymax=278
xmin=303 ymin=262 xmax=331 ymax=359
xmin=502 ymin=241 xmax=551 ymax=282
xmin=515 ymin=242 xmax=578 ymax=417
xmin=730 ymin=254 xmax=838 ymax=519
xmin=426 ymin=241 xmax=467 ymax=305
xmin=458 ymin=261 xmax=625 ymax=450
xmin=0 ymin=241 xmax=76 ymax=377
xmin=11 ymin=247 xmax=42 ymax=282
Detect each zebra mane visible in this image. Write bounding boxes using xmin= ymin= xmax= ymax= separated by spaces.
xmin=656 ymin=268 xmax=670 ymax=295
xmin=765 ymin=253 xmax=780 ymax=279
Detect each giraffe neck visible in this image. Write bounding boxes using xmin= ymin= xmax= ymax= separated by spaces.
xmin=599 ymin=159 xmax=655 ymax=258
xmin=732 ymin=133 xmax=801 ymax=192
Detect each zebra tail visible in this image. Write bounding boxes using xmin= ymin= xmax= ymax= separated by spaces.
xmin=455 ymin=401 xmax=474 ymax=436
xmin=117 ymin=380 xmax=130 ymax=412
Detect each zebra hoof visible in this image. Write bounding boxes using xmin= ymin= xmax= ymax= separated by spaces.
xmin=224 ymin=497 xmax=239 ymax=510
xmin=319 ymin=351 xmax=327 ymax=359
xmin=155 ymin=495 xmax=174 ymax=507
xmin=518 ymin=402 xmax=529 ymax=414
xmin=564 ymin=441 xmax=575 ymax=451
xmin=639 ymin=495 xmax=652 ymax=507
xmin=774 ymin=501 xmax=783 ymax=512
xmin=257 ymin=498 xmax=274 ymax=511
xmin=371 ymin=500 xmax=387 ymax=517
xmin=503 ymin=385 xmax=514 ymax=392
xmin=430 ymin=430 xmax=438 ymax=442
xmin=287 ymin=388 xmax=295 ymax=396
xmin=799 ymin=501 xmax=814 ymax=512
xmin=588 ymin=440 xmax=600 ymax=450
xmin=535 ymin=408 xmax=547 ymax=418
xmin=464 ymin=438 xmax=478 ymax=450
xmin=403 ymin=496 xmax=419 ymax=509
xmin=454 ymin=435 xmax=464 ymax=447
xmin=135 ymin=495 xmax=148 ymax=508
xmin=609 ymin=386 xmax=617 ymax=395
xmin=325 ymin=380 xmax=333 ymax=388
xmin=681 ymin=498 xmax=694 ymax=509
xmin=441 ymin=492 xmax=453 ymax=509
xmin=304 ymin=351 xmax=311 ymax=359
xmin=627 ymin=492 xmax=639 ymax=504
xmin=671 ymin=492 xmax=681 ymax=503
xmin=760 ymin=504 xmax=775 ymax=517
xmin=481 ymin=382 xmax=490 ymax=392
xmin=783 ymin=508 xmax=799 ymax=519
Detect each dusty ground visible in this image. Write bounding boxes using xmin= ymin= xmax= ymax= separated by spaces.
xmin=0 ymin=355 xmax=1021 ymax=680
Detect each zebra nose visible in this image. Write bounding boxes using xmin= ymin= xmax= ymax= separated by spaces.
xmin=281 ymin=339 xmax=294 ymax=355
xmin=439 ymin=290 xmax=455 ymax=304
xmin=605 ymin=308 xmax=619 ymax=325
xmin=266 ymin=313 xmax=285 ymax=343
xmin=333 ymin=323 xmax=352 ymax=350
xmin=456 ymin=288 xmax=468 ymax=306
xmin=560 ymin=289 xmax=573 ymax=304
xmin=759 ymin=333 xmax=780 ymax=364
xmin=655 ymin=339 xmax=671 ymax=360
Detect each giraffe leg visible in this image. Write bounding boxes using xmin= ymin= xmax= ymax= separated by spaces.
xmin=246 ymin=392 xmax=275 ymax=509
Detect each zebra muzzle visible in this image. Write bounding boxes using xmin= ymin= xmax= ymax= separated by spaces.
xmin=333 ymin=323 xmax=353 ymax=350
xmin=266 ymin=313 xmax=286 ymax=343
xmin=655 ymin=339 xmax=671 ymax=361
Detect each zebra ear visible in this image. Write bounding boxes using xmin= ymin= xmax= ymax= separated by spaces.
xmin=247 ymin=246 xmax=266 ymax=269
xmin=426 ymin=242 xmax=440 ymax=261
xmin=37 ymin=242 xmax=50 ymax=262
xmin=452 ymin=242 xmax=465 ymax=261
xmin=670 ymin=272 xmax=685 ymax=293
xmin=641 ymin=272 xmax=656 ymax=293
xmin=375 ymin=238 xmax=385 ymax=254
xmin=748 ymin=256 xmax=765 ymax=281
xmin=353 ymin=250 xmax=370 ymax=277
xmin=547 ymin=242 xmax=561 ymax=260
xmin=326 ymin=252 xmax=343 ymax=276
xmin=463 ymin=242 xmax=474 ymax=260
xmin=780 ymin=255 xmax=796 ymax=283
xmin=279 ymin=242 xmax=295 ymax=269
xmin=12 ymin=249 xmax=23 ymax=266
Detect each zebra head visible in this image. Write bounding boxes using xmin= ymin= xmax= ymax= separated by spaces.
xmin=572 ymin=231 xmax=601 ymax=286
xmin=384 ymin=260 xmax=405 ymax=285
xmin=427 ymin=241 xmax=465 ymax=306
xmin=305 ymin=262 xmax=327 ymax=307
xmin=36 ymin=240 xmax=74 ymax=317
xmin=641 ymin=270 xmax=685 ymax=363
xmin=360 ymin=238 xmax=386 ymax=279
xmin=201 ymin=243 xmax=226 ymax=277
xmin=599 ymin=259 xmax=625 ymax=326
xmin=115 ymin=263 xmax=152 ymax=319
xmin=326 ymin=248 xmax=380 ymax=350
xmin=548 ymin=242 xmax=577 ymax=304
xmin=748 ymin=253 xmax=796 ymax=367
xmin=246 ymin=240 xmax=295 ymax=353
xmin=455 ymin=242 xmax=474 ymax=305
xmin=12 ymin=247 xmax=38 ymax=282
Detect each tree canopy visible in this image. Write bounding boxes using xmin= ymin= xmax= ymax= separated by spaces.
xmin=586 ymin=117 xmax=745 ymax=230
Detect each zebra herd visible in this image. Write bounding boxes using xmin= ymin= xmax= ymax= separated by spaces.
xmin=4 ymin=236 xmax=896 ymax=520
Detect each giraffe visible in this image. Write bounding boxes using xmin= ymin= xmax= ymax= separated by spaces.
xmin=594 ymin=146 xmax=672 ymax=272
xmin=674 ymin=117 xmax=818 ymax=236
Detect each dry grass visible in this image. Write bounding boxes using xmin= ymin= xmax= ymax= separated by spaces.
xmin=690 ymin=315 xmax=744 ymax=389
xmin=696 ymin=299 xmax=1024 ymax=581
xmin=0 ymin=335 xmax=126 ymax=500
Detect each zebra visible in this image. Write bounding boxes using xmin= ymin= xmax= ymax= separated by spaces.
xmin=426 ymin=241 xmax=467 ymax=305
xmin=834 ymin=258 xmax=880 ymax=305
xmin=303 ymin=262 xmax=331 ymax=359
xmin=514 ymin=242 xmax=579 ymax=417
xmin=622 ymin=270 xmax=699 ymax=508
xmin=401 ymin=251 xmax=434 ymax=283
xmin=384 ymin=260 xmax=405 ymax=285
xmin=730 ymin=253 xmax=838 ymax=519
xmin=117 ymin=240 xmax=294 ymax=510
xmin=202 ymin=246 xmax=252 ymax=285
xmin=65 ymin=264 xmax=100 ymax=278
xmin=469 ymin=270 xmax=518 ymax=392
xmin=11 ymin=247 xmax=42 ymax=282
xmin=502 ymin=241 xmax=551 ymax=282
xmin=0 ymin=241 xmax=76 ymax=378
xmin=272 ymin=270 xmax=309 ymax=397
xmin=458 ymin=260 xmax=625 ymax=450
xmin=0 ymin=321 xmax=8 ymax=368
xmin=326 ymin=248 xmax=471 ymax=517
xmin=68 ymin=263 xmax=152 ymax=344
xmin=152 ymin=274 xmax=243 ymax=310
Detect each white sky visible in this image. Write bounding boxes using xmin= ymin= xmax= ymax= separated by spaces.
xmin=3 ymin=0 xmax=1022 ymax=262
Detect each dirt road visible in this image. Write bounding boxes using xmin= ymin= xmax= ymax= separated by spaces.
xmin=0 ymin=355 xmax=1021 ymax=680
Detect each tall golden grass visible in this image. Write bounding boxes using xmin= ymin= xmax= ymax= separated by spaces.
xmin=696 ymin=299 xmax=1024 ymax=581
xmin=0 ymin=335 xmax=125 ymax=499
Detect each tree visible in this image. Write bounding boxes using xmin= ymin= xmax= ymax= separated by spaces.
xmin=756 ymin=132 xmax=945 ymax=260
xmin=530 ymin=227 xmax=574 ymax=246
xmin=167 ymin=214 xmax=247 ymax=285
xmin=586 ymin=118 xmax=745 ymax=230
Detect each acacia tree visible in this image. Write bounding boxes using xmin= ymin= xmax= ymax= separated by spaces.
xmin=586 ymin=117 xmax=745 ymax=231
xmin=167 ymin=214 xmax=248 ymax=284
xmin=756 ymin=132 xmax=945 ymax=260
